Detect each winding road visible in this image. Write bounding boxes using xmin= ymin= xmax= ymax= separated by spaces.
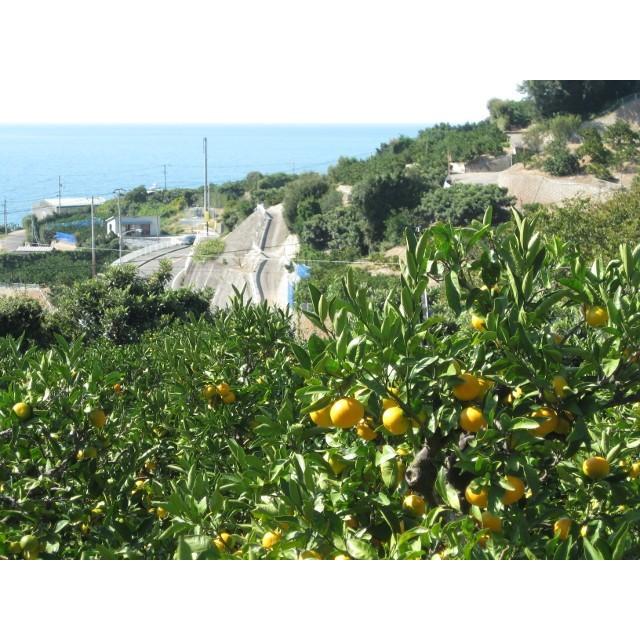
xmin=176 ymin=203 xmax=298 ymax=308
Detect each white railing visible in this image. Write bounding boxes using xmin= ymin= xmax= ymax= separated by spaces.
xmin=111 ymin=236 xmax=189 ymax=265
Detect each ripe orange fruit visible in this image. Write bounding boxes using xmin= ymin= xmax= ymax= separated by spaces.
xmin=221 ymin=391 xmax=236 ymax=404
xmin=452 ymin=373 xmax=481 ymax=401
xmin=583 ymin=456 xmax=610 ymax=480
xmin=262 ymin=531 xmax=282 ymax=549
xmin=481 ymin=512 xmax=502 ymax=534
xmin=585 ymin=305 xmax=608 ymax=328
xmin=403 ymin=494 xmax=426 ymax=517
xmin=202 ymin=384 xmax=217 ymax=400
xmin=330 ymin=398 xmax=364 ymax=429
xmin=465 ymin=483 xmax=488 ymax=508
xmin=471 ymin=314 xmax=486 ymax=331
xmin=552 ymin=375 xmax=568 ymax=398
xmin=212 ymin=532 xmax=232 ymax=551
xmin=500 ymin=475 xmax=525 ymax=505
xmin=113 ymin=383 xmax=124 ymax=395
xmin=12 ymin=402 xmax=32 ymax=421
xmin=382 ymin=387 xmax=400 ymax=410
xmin=382 ymin=406 xmax=409 ymax=435
xmin=217 ymin=382 xmax=231 ymax=396
xmin=459 ymin=406 xmax=487 ymax=433
xmin=553 ymin=518 xmax=572 ymax=540
xmin=629 ymin=462 xmax=640 ymax=479
xmin=531 ymin=407 xmax=557 ymax=437
xmin=298 ymin=550 xmax=322 ymax=560
xmin=382 ymin=397 xmax=399 ymax=410
xmin=310 ymin=404 xmax=333 ymax=428
xmin=355 ymin=418 xmax=377 ymax=441
xmin=156 ymin=506 xmax=169 ymax=520
xmin=88 ymin=408 xmax=107 ymax=429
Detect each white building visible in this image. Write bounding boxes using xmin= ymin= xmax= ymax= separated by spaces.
xmin=106 ymin=215 xmax=160 ymax=238
xmin=31 ymin=197 xmax=107 ymax=221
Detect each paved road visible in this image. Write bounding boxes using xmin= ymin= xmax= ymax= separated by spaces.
xmin=182 ymin=208 xmax=268 ymax=305
xmin=132 ymin=204 xmax=299 ymax=308
xmin=0 ymin=229 xmax=26 ymax=252
xmin=258 ymin=204 xmax=299 ymax=307
xmin=134 ymin=244 xmax=193 ymax=279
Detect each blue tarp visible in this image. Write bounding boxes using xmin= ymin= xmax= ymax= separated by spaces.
xmin=295 ymin=263 xmax=311 ymax=279
xmin=54 ymin=232 xmax=77 ymax=244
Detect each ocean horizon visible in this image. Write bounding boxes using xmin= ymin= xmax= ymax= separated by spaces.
xmin=0 ymin=123 xmax=430 ymax=225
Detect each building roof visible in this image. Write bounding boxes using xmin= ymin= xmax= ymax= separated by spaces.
xmin=105 ymin=215 xmax=159 ymax=223
xmin=40 ymin=197 xmax=107 ymax=208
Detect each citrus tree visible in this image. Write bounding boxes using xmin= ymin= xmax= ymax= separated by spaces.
xmin=1 ymin=210 xmax=640 ymax=560
xmin=293 ymin=208 xmax=640 ymax=559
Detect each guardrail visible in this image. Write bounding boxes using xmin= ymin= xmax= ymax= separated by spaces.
xmin=111 ymin=236 xmax=188 ymax=266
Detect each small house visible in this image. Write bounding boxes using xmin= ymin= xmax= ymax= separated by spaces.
xmin=106 ymin=216 xmax=160 ymax=238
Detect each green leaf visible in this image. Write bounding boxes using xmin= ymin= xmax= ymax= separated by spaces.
xmin=582 ymin=538 xmax=604 ymax=560
xmin=434 ymin=467 xmax=461 ymax=511
xmin=602 ymin=358 xmax=620 ymax=377
xmin=346 ymin=538 xmax=377 ymax=560
xmin=444 ymin=272 xmax=461 ymax=315
xmin=174 ymin=537 xmax=193 ymax=560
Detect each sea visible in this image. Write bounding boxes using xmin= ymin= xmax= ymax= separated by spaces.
xmin=0 ymin=124 xmax=428 ymax=225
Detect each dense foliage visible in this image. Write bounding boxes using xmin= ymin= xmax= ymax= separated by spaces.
xmin=3 ymin=211 xmax=640 ymax=559
xmin=300 ymin=207 xmax=369 ymax=254
xmin=542 ymin=140 xmax=580 ymax=176
xmin=0 ymin=251 xmax=111 ymax=287
xmin=50 ymin=261 xmax=211 ymax=344
xmin=385 ymin=184 xmax=514 ymax=242
xmin=0 ymin=261 xmax=213 ymax=346
xmin=0 ymin=296 xmax=50 ymax=346
xmin=520 ymin=80 xmax=640 ymax=118
xmin=534 ymin=178 xmax=640 ymax=261
xmin=487 ymin=98 xmax=536 ymax=130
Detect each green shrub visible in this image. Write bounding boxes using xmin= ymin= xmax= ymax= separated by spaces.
xmin=283 ymin=174 xmax=330 ymax=230
xmin=193 ymin=238 xmax=225 ymax=263
xmin=534 ymin=178 xmax=640 ymax=260
xmin=0 ymin=296 xmax=49 ymax=344
xmin=487 ymin=98 xmax=536 ymax=130
xmin=50 ymin=261 xmax=212 ymax=344
xmin=300 ymin=207 xmax=369 ymax=254
xmin=543 ymin=140 xmax=579 ymax=176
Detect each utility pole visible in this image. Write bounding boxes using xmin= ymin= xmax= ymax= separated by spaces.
xmin=114 ymin=188 xmax=124 ymax=261
xmin=203 ymin=137 xmax=209 ymax=236
xmin=91 ymin=196 xmax=96 ymax=278
xmin=162 ymin=164 xmax=168 ymax=207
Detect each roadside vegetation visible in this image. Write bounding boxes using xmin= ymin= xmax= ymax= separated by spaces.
xmin=192 ymin=238 xmax=225 ymax=263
